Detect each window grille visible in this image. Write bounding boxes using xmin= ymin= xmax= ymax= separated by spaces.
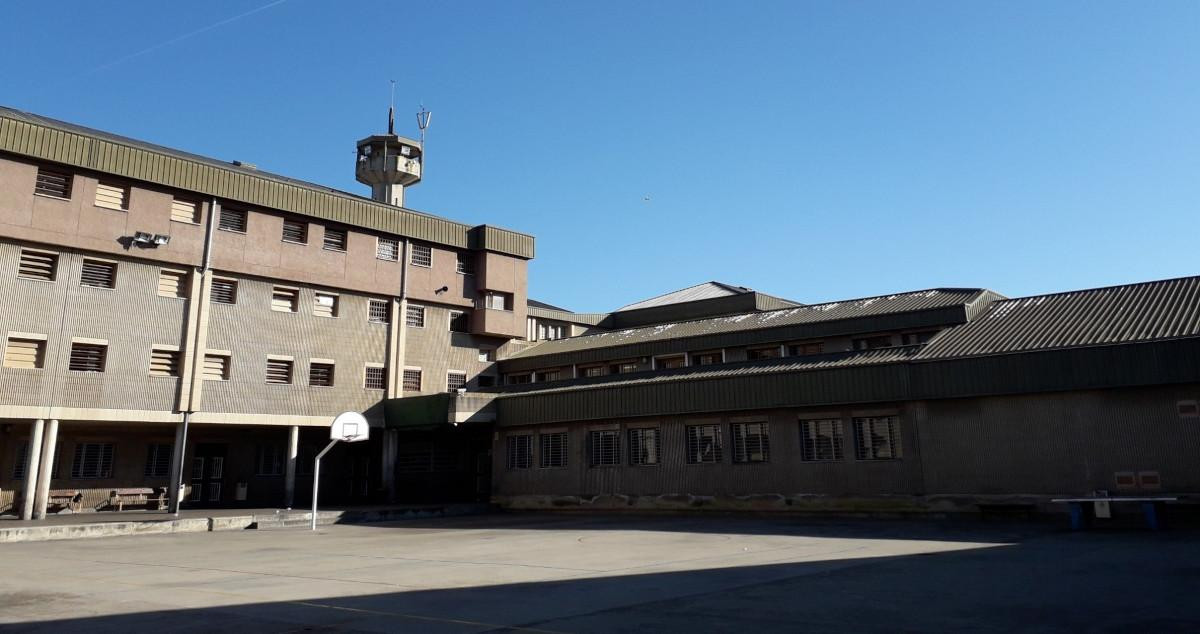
xmin=854 ymin=416 xmax=902 ymax=460
xmin=449 ymin=310 xmax=470 ymax=333
xmin=4 ymin=337 xmax=45 ymax=369
xmin=406 ymin=304 xmax=425 ymax=327
xmin=313 ymin=292 xmax=338 ymax=318
xmin=144 ymin=443 xmax=173 ymax=477
xmin=629 ymin=427 xmax=661 ymax=466
xmin=256 ymin=445 xmax=285 ymax=476
xmin=901 ymin=331 xmax=937 ymax=345
xmin=692 ymin=351 xmax=722 ymax=366
xmin=788 ymin=342 xmax=824 ymax=356
xmin=483 ymin=291 xmax=512 ymax=311
xmin=149 ymin=348 xmax=181 ymax=377
xmin=456 ymin=252 xmax=475 ymax=275
xmin=368 ymin=299 xmax=390 ymax=323
xmin=539 ymin=432 xmax=568 ymax=468
xmin=158 ymin=268 xmax=188 ymax=298
xmin=580 ymin=366 xmax=605 ymax=378
xmin=282 ymin=219 xmax=308 ymax=243
xmin=17 ymin=249 xmax=57 ymax=281
xmin=71 ymin=443 xmax=114 ymax=479
xmin=69 ymin=342 xmax=107 ymax=373
xmin=506 ymin=374 xmax=531 ymax=385
xmin=377 ymin=237 xmax=399 ymax=261
xmin=210 ymin=278 xmax=237 ymax=304
xmin=506 ymin=435 xmax=532 ymax=470
xmin=203 ymin=353 xmax=230 ymax=381
xmin=446 ymin=371 xmax=467 ymax=392
xmin=410 ymin=243 xmax=432 ymax=267
xmin=13 ymin=441 xmax=29 ymax=480
xmin=853 ymin=335 xmax=893 ymax=351
xmin=731 ymin=422 xmax=770 ymax=463
xmin=686 ymin=424 xmax=722 ymax=464
xmin=800 ymin=419 xmax=845 ymax=461
xmin=535 ymin=370 xmax=561 ymax=382
xmin=364 ymin=365 xmax=386 ymax=390
xmin=588 ymin=430 xmax=621 ymax=467
xmin=309 ymin=362 xmax=335 ymax=387
xmin=657 ymin=356 xmax=685 ymax=369
xmin=612 ymin=362 xmax=638 ymax=374
xmin=80 ymin=259 xmax=117 ymax=288
xmin=171 ymin=198 xmax=200 ymax=223
xmin=272 ymin=287 xmax=299 ymax=312
xmin=323 ymin=227 xmax=347 ymax=251
xmin=266 ymin=358 xmax=293 ymax=384
xmin=747 ymin=346 xmax=781 ymax=360
xmin=94 ymin=182 xmax=128 ymax=210
xmin=218 ymin=207 xmax=247 ymax=232
xmin=402 ymin=369 xmax=422 ymax=391
xmin=34 ymin=167 xmax=71 ymax=198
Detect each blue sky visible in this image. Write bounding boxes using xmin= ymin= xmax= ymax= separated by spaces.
xmin=2 ymin=1 xmax=1197 ymax=312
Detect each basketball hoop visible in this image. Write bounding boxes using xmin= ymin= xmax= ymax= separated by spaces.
xmin=312 ymin=412 xmax=371 ymax=530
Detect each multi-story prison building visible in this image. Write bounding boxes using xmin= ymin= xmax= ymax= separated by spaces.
xmin=1 ymin=106 xmax=1198 ymax=519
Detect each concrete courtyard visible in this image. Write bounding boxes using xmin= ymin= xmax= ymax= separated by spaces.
xmin=0 ymin=513 xmax=1197 ymax=632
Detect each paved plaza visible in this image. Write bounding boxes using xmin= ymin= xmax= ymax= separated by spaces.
xmin=0 ymin=513 xmax=1197 ymax=632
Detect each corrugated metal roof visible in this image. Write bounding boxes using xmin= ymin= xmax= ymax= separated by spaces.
xmin=509 ymin=287 xmax=997 ymax=359
xmin=498 ymin=346 xmax=920 ymax=398
xmin=918 ymin=276 xmax=1200 ymax=359
xmin=616 ymin=281 xmax=753 ymax=311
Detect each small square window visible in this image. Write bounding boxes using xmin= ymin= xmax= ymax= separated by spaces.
xmin=80 ymin=259 xmax=117 ymax=289
xmin=483 ymin=291 xmax=513 ymax=311
xmin=377 ymin=237 xmax=399 ymax=261
xmin=800 ymin=419 xmax=844 ymax=461
xmin=449 ymin=310 xmax=470 ymax=333
xmin=69 ymin=341 xmax=107 ymax=373
xmin=314 ymin=292 xmax=339 ymax=318
xmin=410 ymin=243 xmax=432 ymax=267
xmin=447 ymin=371 xmax=467 ymax=392
xmin=406 ymin=304 xmax=425 ymax=328
xmin=854 ymin=416 xmax=902 ymax=460
xmin=17 ymin=249 xmax=58 ymax=282
xmin=456 ymin=252 xmax=475 ymax=275
xmin=747 ymin=346 xmax=781 ymax=360
xmin=402 ymin=368 xmax=422 ymax=391
xmin=323 ymin=227 xmax=347 ymax=251
xmin=588 ymin=430 xmax=621 ymax=467
xmin=731 ymin=422 xmax=770 ymax=463
xmin=478 ymin=348 xmax=495 ymax=363
xmin=71 ymin=443 xmax=114 ymax=479
xmin=94 ymin=181 xmax=129 ymax=210
xmin=34 ymin=167 xmax=72 ymax=199
xmin=282 ymin=219 xmax=308 ymax=244
xmin=539 ymin=432 xmax=568 ymax=468
xmin=144 ymin=443 xmax=173 ymax=478
xmin=506 ymin=435 xmax=532 ymax=470
xmin=629 ymin=427 xmax=661 ymax=466
xmin=685 ymin=424 xmax=722 ymax=464
xmin=218 ymin=208 xmax=247 ymax=233
xmin=266 ymin=358 xmax=293 ymax=384
xmin=364 ymin=365 xmax=387 ymax=390
xmin=309 ymin=362 xmax=335 ymax=387
xmin=369 ymin=299 xmax=390 ymax=324
xmin=272 ymin=287 xmax=299 ymax=313
xmin=210 ymin=278 xmax=238 ymax=304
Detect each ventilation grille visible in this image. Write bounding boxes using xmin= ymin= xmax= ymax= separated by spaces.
xmin=218 ymin=208 xmax=247 ymax=232
xmin=94 ymin=182 xmax=128 ymax=210
xmin=266 ymin=358 xmax=293 ymax=384
xmin=282 ymin=219 xmax=308 ymax=244
xmin=158 ymin=269 xmax=188 ymax=298
xmin=80 ymin=259 xmax=117 ymax=288
xmin=309 ymin=362 xmax=335 ymax=387
xmin=272 ymin=287 xmax=298 ymax=312
xmin=149 ymin=348 xmax=181 ymax=377
xmin=210 ymin=279 xmax=237 ymax=304
xmin=18 ymin=250 xmax=57 ymax=281
xmin=203 ymin=354 xmax=229 ymax=380
xmin=4 ymin=337 xmax=44 ymax=369
xmin=323 ymin=228 xmax=347 ymax=251
xmin=171 ymin=198 xmax=200 ymax=223
xmin=69 ymin=343 xmax=106 ymax=372
xmin=34 ymin=167 xmax=71 ymax=198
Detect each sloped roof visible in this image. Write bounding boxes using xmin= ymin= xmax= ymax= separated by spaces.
xmin=508 ymin=287 xmax=998 ymax=359
xmin=616 ymin=281 xmax=755 ymax=311
xmin=918 ymin=275 xmax=1200 ymax=359
xmin=528 ymin=298 xmax=572 ymax=312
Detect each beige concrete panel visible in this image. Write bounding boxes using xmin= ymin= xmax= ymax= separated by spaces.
xmin=405 ymin=244 xmax=476 ymax=308
xmin=29 ymin=185 xmax=80 ymax=235
xmin=243 ymin=211 xmax=282 ymax=268
xmin=0 ymin=157 xmax=36 ymax=226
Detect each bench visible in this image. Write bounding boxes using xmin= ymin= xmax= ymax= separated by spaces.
xmin=1051 ymin=496 xmax=1178 ymax=530
xmin=47 ymin=489 xmax=82 ymax=513
xmin=110 ymin=487 xmax=168 ymax=511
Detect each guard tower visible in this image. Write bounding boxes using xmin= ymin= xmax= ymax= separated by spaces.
xmin=355 ymin=108 xmax=422 ymax=207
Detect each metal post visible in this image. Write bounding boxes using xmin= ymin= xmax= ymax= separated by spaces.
xmin=33 ymin=419 xmax=59 ymax=520
xmin=20 ymin=419 xmax=45 ymax=520
xmin=284 ymin=425 xmax=299 ymax=509
xmin=170 ymin=413 xmax=191 ymax=515
xmin=310 ymin=438 xmax=339 ymax=531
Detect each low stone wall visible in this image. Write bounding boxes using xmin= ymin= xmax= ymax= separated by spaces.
xmin=492 ymin=493 xmax=1064 ymax=516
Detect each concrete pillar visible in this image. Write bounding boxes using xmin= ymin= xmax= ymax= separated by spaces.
xmin=32 ymin=419 xmax=59 ymax=520
xmin=382 ymin=428 xmax=398 ymax=503
xmin=167 ymin=420 xmax=188 ymax=513
xmin=284 ymin=425 xmax=299 ymax=509
xmin=19 ymin=419 xmax=45 ymax=521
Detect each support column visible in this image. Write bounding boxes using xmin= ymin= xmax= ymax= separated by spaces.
xmin=284 ymin=425 xmax=299 ymax=509
xmin=19 ymin=419 xmax=45 ymax=521
xmin=382 ymin=429 xmax=398 ymax=503
xmin=32 ymin=419 xmax=59 ymax=520
xmin=167 ymin=419 xmax=188 ymax=513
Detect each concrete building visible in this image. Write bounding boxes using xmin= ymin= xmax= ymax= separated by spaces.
xmin=1 ymin=105 xmax=1197 ymax=520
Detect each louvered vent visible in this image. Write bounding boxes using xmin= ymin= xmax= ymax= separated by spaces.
xmin=158 ymin=269 xmax=188 ymax=298
xmin=203 ymin=354 xmax=229 ymax=380
xmin=309 ymin=362 xmax=335 ymax=387
xmin=4 ymin=337 xmax=45 ymax=369
xmin=80 ymin=259 xmax=117 ymax=288
xmin=218 ymin=208 xmax=247 ymax=232
xmin=94 ymin=182 xmax=128 ymax=210
xmin=266 ymin=358 xmax=293 ymax=384
xmin=210 ymin=278 xmax=237 ymax=304
xmin=69 ymin=343 xmax=107 ymax=372
xmin=34 ymin=167 xmax=71 ymax=198
xmin=282 ymin=219 xmax=307 ymax=244
xmin=149 ymin=348 xmax=181 ymax=377
xmin=17 ymin=250 xmax=57 ymax=281
xmin=171 ymin=198 xmax=200 ymax=223
xmin=272 ymin=287 xmax=299 ymax=312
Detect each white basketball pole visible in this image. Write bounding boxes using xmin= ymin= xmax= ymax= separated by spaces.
xmin=311 ymin=438 xmax=340 ymax=531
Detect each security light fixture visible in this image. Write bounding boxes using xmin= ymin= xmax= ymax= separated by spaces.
xmin=153 ymin=234 xmax=170 ymax=246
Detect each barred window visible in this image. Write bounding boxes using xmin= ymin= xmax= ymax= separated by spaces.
xmin=364 ymin=365 xmax=387 ymax=390
xmin=266 ymin=358 xmax=293 ymax=384
xmin=17 ymin=249 xmax=58 ymax=281
xmin=71 ymin=443 xmax=114 ymax=479
xmin=853 ymin=335 xmax=893 ymax=351
xmin=80 ymin=259 xmax=117 ymax=289
xmin=144 ymin=443 xmax=173 ymax=478
xmin=309 ymin=362 xmax=335 ymax=387
xmin=406 ymin=304 xmax=425 ymax=327
xmin=686 ymin=424 xmax=722 ymax=464
xmin=369 ymin=299 xmax=390 ymax=323
xmin=218 ymin=207 xmax=247 ymax=233
xmin=691 ymin=351 xmax=722 ymax=366
xmin=540 ymin=432 xmax=568 ymax=468
xmin=534 ymin=370 xmax=561 ymax=383
xmin=410 ymin=243 xmax=432 ymax=267
xmin=449 ymin=310 xmax=470 ymax=333
xmin=656 ymin=355 xmax=685 ymax=369
xmin=788 ymin=342 xmax=824 ymax=357
xmin=580 ymin=366 xmax=605 ymax=378
xmin=506 ymin=434 xmax=532 ymax=470
xmin=628 ymin=427 xmax=661 ymax=466
xmin=800 ymin=419 xmax=844 ymax=461
xmin=256 ymin=445 xmax=285 ymax=476
xmin=402 ymin=369 xmax=422 ymax=391
xmin=69 ymin=342 xmax=107 ymax=373
xmin=611 ymin=362 xmax=639 ymax=374
xmin=210 ymin=278 xmax=237 ymax=304
xmin=34 ymin=167 xmax=72 ymax=199
xmin=323 ymin=227 xmax=347 ymax=251
xmin=588 ymin=430 xmax=620 ymax=467
xmin=446 ymin=371 xmax=467 ymax=392
xmin=377 ymin=237 xmax=399 ymax=261
xmin=506 ymin=373 xmax=531 ymax=385
xmin=456 ymin=252 xmax=475 ymax=275
xmin=854 ymin=416 xmax=902 ymax=460
xmin=747 ymin=346 xmax=781 ymax=360
xmin=731 ymin=422 xmax=770 ymax=463
xmin=282 ymin=219 xmax=308 ymax=244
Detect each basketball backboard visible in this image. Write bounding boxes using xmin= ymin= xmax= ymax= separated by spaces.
xmin=330 ymin=411 xmax=369 ymax=442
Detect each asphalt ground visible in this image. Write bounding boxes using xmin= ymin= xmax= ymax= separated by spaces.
xmin=1 ymin=513 xmax=1197 ymax=632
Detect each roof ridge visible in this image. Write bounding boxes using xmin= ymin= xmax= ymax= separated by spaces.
xmin=991 ymin=274 xmax=1200 ymax=304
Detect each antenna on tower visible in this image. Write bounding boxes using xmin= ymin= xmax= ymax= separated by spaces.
xmin=388 ymin=80 xmax=396 ymax=135
xmin=416 ymin=103 xmax=431 ymax=145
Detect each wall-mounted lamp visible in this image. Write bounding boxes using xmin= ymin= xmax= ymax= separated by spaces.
xmin=131 ymin=232 xmax=171 ymax=248
xmin=435 ymin=285 xmax=449 ymax=295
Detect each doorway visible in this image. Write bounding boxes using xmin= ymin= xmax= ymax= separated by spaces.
xmin=188 ymin=443 xmax=228 ymax=507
